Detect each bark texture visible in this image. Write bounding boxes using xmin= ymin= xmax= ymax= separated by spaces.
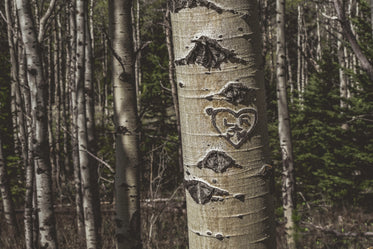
xmin=15 ymin=0 xmax=58 ymax=248
xmin=109 ymin=0 xmax=142 ymax=248
xmin=276 ymin=0 xmax=296 ymax=248
xmin=76 ymin=0 xmax=99 ymax=248
xmin=0 ymin=139 xmax=18 ymax=235
xmin=170 ymin=0 xmax=276 ymax=248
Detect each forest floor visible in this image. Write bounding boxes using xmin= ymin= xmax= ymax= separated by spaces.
xmin=1 ymin=201 xmax=372 ymax=249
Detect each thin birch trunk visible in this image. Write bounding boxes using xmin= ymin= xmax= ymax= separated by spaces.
xmin=89 ymin=0 xmax=95 ymax=53
xmin=48 ymin=35 xmax=58 ymax=194
xmin=109 ymin=0 xmax=142 ymax=247
xmin=16 ymin=0 xmax=58 ymax=247
xmin=0 ymin=139 xmax=18 ymax=235
xmin=301 ymin=27 xmax=308 ymax=92
xmin=132 ymin=0 xmax=142 ymax=110
xmin=85 ymin=3 xmax=102 ymax=243
xmin=337 ymin=30 xmax=348 ymax=109
xmin=333 ymin=0 xmax=373 ymax=80
xmin=170 ymin=0 xmax=276 ymax=248
xmin=297 ymin=4 xmax=303 ymax=105
xmin=64 ymin=3 xmax=72 ymax=178
xmin=371 ymin=0 xmax=373 ymax=37
xmin=76 ymin=0 xmax=99 ymax=247
xmin=276 ymin=0 xmax=296 ymax=248
xmin=19 ymin=46 xmax=34 ymax=249
xmin=5 ymin=0 xmax=20 ymax=157
xmin=286 ymin=46 xmax=294 ymax=104
xmin=165 ymin=6 xmax=183 ymax=173
xmin=316 ymin=3 xmax=322 ymax=67
xmin=68 ymin=0 xmax=85 ymax=236
xmin=54 ymin=17 xmax=62 ymax=192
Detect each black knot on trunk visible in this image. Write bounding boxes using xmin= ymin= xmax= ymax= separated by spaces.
xmin=175 ymin=36 xmax=248 ymax=70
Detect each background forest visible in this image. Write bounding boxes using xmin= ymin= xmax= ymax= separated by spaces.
xmin=0 ymin=0 xmax=373 ymax=248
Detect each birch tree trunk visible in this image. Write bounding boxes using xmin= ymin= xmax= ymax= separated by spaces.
xmin=170 ymin=0 xmax=276 ymax=248
xmin=276 ymin=0 xmax=296 ymax=248
xmin=76 ymin=0 xmax=99 ymax=247
xmin=15 ymin=0 xmax=58 ymax=247
xmin=371 ymin=0 xmax=373 ymax=36
xmin=19 ymin=46 xmax=35 ymax=249
xmin=68 ymin=0 xmax=85 ymax=236
xmin=109 ymin=0 xmax=142 ymax=248
xmin=0 ymin=139 xmax=18 ymax=235
xmin=337 ymin=29 xmax=348 ymax=109
xmin=5 ymin=0 xmax=20 ymax=155
xmin=165 ymin=6 xmax=183 ymax=173
xmin=333 ymin=0 xmax=373 ymax=80
xmin=85 ymin=2 xmax=102 ymax=242
xmin=297 ymin=4 xmax=303 ymax=105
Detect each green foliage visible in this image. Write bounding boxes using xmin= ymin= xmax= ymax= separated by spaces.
xmin=279 ymin=1 xmax=373 ymax=205
xmin=139 ymin=0 xmax=182 ymax=193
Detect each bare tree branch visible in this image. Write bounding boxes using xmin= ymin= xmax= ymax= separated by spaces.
xmin=332 ymin=0 xmax=373 ymax=81
xmin=38 ymin=0 xmax=58 ymax=42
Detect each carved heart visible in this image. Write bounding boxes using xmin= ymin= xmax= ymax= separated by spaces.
xmin=206 ymin=108 xmax=258 ymax=148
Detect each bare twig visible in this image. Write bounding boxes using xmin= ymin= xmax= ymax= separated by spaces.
xmin=159 ymin=80 xmax=171 ymax=92
xmin=302 ymin=222 xmax=373 ymax=237
xmin=102 ymin=29 xmax=126 ymax=72
xmin=321 ymin=12 xmax=338 ymax=20
xmin=80 ymin=145 xmax=115 ymax=173
xmin=135 ymin=41 xmax=152 ymax=56
xmin=38 ymin=0 xmax=57 ymax=42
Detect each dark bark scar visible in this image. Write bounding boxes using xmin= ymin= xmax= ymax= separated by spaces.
xmin=185 ymin=180 xmax=229 ymax=204
xmin=175 ymin=36 xmax=248 ymax=70
xmin=197 ymin=150 xmax=242 ymax=173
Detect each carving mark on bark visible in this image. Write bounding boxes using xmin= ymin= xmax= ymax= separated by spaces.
xmin=175 ymin=36 xmax=248 ymax=70
xmin=206 ymin=107 xmax=258 ymax=148
xmin=197 ymin=150 xmax=242 ymax=173
xmin=206 ymin=82 xmax=258 ymax=105
xmin=116 ymin=126 xmax=131 ymax=135
xmin=185 ymin=180 xmax=229 ymax=204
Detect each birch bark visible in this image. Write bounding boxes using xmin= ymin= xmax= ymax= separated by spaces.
xmin=0 ymin=139 xmax=18 ymax=235
xmin=109 ymin=0 xmax=142 ymax=248
xmin=15 ymin=0 xmax=58 ymax=247
xmin=76 ymin=0 xmax=99 ymax=247
xmin=67 ymin=0 xmax=85 ymax=236
xmin=170 ymin=0 xmax=276 ymax=248
xmin=276 ymin=0 xmax=296 ymax=248
xmin=371 ymin=0 xmax=373 ymax=36
xmin=19 ymin=46 xmax=35 ymax=249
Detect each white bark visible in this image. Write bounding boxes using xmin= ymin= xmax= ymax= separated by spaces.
xmin=76 ymin=0 xmax=99 ymax=247
xmin=297 ymin=4 xmax=303 ymax=105
xmin=0 ymin=139 xmax=18 ymax=235
xmin=371 ymin=0 xmax=373 ymax=36
xmin=109 ymin=0 xmax=142 ymax=248
xmin=337 ymin=30 xmax=348 ymax=109
xmin=276 ymin=0 xmax=296 ymax=248
xmin=170 ymin=0 xmax=276 ymax=248
xmin=19 ymin=46 xmax=35 ymax=249
xmin=15 ymin=0 xmax=58 ymax=247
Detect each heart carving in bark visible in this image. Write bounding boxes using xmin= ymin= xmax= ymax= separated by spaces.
xmin=206 ymin=107 xmax=258 ymax=149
